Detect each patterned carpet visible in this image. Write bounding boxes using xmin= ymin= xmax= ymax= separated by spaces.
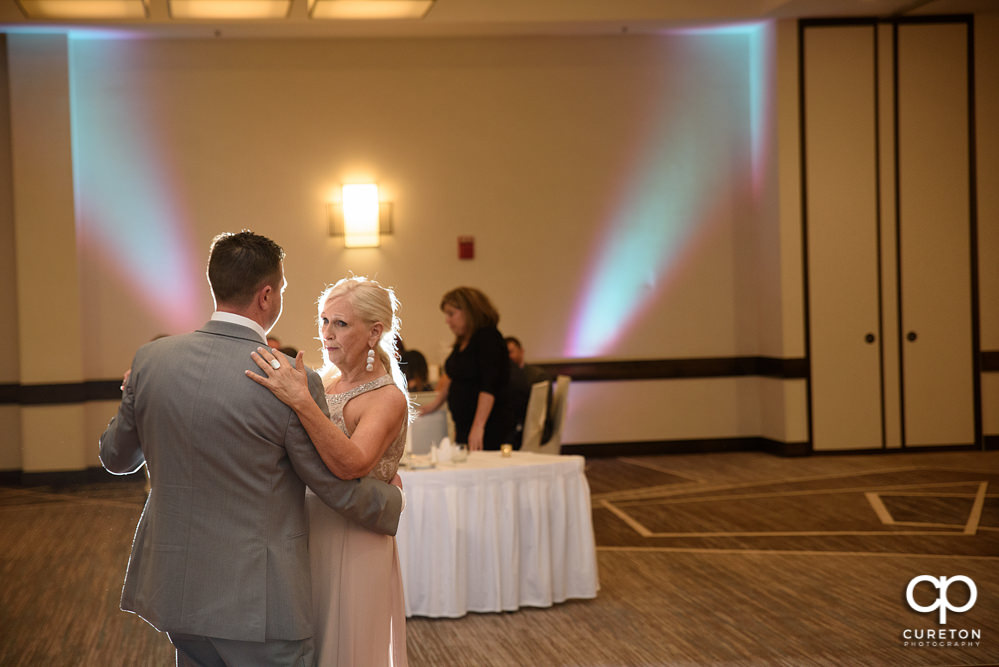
xmin=1 ymin=449 xmax=997 ymax=666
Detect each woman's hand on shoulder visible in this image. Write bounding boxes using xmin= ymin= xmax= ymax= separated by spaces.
xmin=246 ymin=347 xmax=313 ymax=411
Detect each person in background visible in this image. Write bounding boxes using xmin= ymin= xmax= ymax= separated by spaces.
xmin=420 ymin=287 xmax=512 ymax=451
xmin=505 ymin=336 xmax=552 ymax=449
xmin=401 ymin=348 xmax=433 ymax=392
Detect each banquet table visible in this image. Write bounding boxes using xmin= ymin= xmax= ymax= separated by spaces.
xmin=396 ymin=450 xmax=599 ymax=618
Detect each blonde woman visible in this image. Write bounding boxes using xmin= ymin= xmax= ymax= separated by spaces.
xmin=248 ymin=276 xmax=408 ymax=667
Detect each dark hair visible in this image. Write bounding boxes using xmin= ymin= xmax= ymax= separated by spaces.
xmin=504 ymin=336 xmax=522 ymax=349
xmin=401 ymin=349 xmax=429 ymax=384
xmin=440 ymin=287 xmax=499 ymax=341
xmin=207 ymin=231 xmax=285 ymax=307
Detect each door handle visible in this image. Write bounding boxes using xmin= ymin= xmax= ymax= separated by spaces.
xmin=865 ymin=333 xmax=876 ymax=344
xmin=906 ymin=331 xmax=917 ymax=342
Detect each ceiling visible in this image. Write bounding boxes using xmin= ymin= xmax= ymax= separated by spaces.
xmin=0 ymin=0 xmax=995 ymax=39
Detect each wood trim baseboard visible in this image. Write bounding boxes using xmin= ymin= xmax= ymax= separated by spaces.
xmin=0 ymin=380 xmax=122 ymax=405
xmin=562 ymin=437 xmax=810 ymax=458
xmin=0 ymin=467 xmax=145 ymax=486
xmin=1 ymin=347 xmax=994 ymax=406
xmin=537 ymin=357 xmax=808 ymax=382
xmin=2 ymin=437 xmax=992 ymax=482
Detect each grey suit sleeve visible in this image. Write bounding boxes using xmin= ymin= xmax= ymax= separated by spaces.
xmin=99 ymin=370 xmax=145 ymax=475
xmin=285 ymin=368 xmax=402 ymax=536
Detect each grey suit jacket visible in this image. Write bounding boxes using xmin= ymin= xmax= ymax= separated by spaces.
xmin=99 ymin=319 xmax=402 ymax=642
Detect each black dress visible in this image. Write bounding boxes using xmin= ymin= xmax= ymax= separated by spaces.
xmin=444 ymin=325 xmax=512 ymax=450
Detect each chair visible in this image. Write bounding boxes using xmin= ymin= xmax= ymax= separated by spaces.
xmin=519 ymin=380 xmax=551 ymax=453
xmin=407 ymin=390 xmax=450 ymax=455
xmin=408 ymin=410 xmax=448 ymax=455
xmin=536 ymin=374 xmax=570 ymax=456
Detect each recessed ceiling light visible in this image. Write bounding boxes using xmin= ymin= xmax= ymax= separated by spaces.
xmin=309 ymin=0 xmax=434 ymax=20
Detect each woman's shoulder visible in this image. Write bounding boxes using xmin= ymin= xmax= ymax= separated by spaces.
xmin=363 ymin=378 xmax=409 ymax=410
xmin=471 ymin=325 xmax=504 ymax=344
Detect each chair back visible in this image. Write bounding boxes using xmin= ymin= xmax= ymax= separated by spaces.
xmin=519 ymin=380 xmax=551 ymax=452
xmin=408 ymin=410 xmax=448 ymax=455
xmin=406 ymin=390 xmax=454 ymax=452
xmin=537 ymin=374 xmax=570 ymax=455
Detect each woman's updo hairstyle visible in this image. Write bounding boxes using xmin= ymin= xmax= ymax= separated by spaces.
xmin=317 ymin=276 xmax=406 ymax=395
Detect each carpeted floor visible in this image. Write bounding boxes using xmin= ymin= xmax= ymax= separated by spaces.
xmin=2 ymin=449 xmax=997 ymax=666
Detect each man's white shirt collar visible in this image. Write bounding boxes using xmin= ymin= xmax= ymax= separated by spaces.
xmin=211 ymin=311 xmax=268 ymax=344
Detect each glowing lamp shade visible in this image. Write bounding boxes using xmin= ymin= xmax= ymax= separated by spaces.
xmin=328 ymin=184 xmax=393 ymax=248
xmin=168 ymin=0 xmax=291 ymax=19
xmin=17 ymin=0 xmax=148 ymax=18
xmin=342 ymin=184 xmax=380 ymax=247
xmin=308 ymin=0 xmax=433 ymax=20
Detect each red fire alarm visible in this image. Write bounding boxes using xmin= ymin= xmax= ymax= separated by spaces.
xmin=458 ymin=236 xmax=475 ymax=260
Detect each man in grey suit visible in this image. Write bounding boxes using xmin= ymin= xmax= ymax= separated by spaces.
xmin=100 ymin=231 xmax=403 ymax=666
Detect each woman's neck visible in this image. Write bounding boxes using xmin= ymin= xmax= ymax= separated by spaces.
xmin=458 ymin=330 xmax=474 ymax=351
xmin=333 ymin=362 xmax=386 ymax=391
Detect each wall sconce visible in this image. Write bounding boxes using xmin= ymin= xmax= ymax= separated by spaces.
xmin=328 ymin=184 xmax=393 ymax=248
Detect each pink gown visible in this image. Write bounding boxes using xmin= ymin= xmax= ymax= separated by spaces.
xmin=305 ymin=375 xmax=408 ymax=667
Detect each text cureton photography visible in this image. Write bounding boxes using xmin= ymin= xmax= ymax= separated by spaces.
xmin=902 ymin=575 xmax=983 ymax=648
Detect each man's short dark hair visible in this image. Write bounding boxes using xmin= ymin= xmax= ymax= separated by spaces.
xmin=207 ymin=231 xmax=285 ymax=307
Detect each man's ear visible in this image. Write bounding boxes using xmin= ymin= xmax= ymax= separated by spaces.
xmin=257 ymin=283 xmax=273 ymax=311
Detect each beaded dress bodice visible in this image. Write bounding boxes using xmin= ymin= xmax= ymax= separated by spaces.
xmin=325 ymin=374 xmax=406 ymax=483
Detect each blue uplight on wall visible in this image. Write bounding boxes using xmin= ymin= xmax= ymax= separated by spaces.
xmin=565 ymin=23 xmax=772 ymax=358
xmin=68 ymin=37 xmax=203 ymax=332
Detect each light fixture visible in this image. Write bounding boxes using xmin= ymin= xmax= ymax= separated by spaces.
xmin=328 ymin=184 xmax=393 ymax=248
xmin=17 ymin=0 xmax=148 ymax=19
xmin=308 ymin=0 xmax=433 ymax=20
xmin=168 ymin=0 xmax=291 ymax=19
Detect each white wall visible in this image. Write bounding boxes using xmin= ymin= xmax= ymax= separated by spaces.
xmin=66 ymin=31 xmax=776 ymax=450
xmin=2 ymin=16 xmax=993 ymax=468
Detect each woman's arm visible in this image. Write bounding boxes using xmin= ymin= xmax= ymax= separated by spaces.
xmin=467 ymin=390 xmax=495 ymax=451
xmin=466 ymin=326 xmax=507 ymax=450
xmin=247 ymin=348 xmax=405 ymax=479
xmin=418 ymin=373 xmax=450 ymax=415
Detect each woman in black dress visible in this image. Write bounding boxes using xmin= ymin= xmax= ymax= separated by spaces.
xmin=420 ymin=287 xmax=511 ymax=451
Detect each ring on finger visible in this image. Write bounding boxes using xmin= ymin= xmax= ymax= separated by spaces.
xmin=269 ymin=358 xmax=281 ymax=370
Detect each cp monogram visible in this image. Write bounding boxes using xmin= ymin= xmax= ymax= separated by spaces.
xmin=906 ymin=575 xmax=978 ymax=624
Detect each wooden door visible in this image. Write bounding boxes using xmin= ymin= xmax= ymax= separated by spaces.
xmin=803 ymin=25 xmax=884 ymax=451
xmin=895 ymin=22 xmax=977 ymax=447
xmin=801 ymin=19 xmax=978 ymax=452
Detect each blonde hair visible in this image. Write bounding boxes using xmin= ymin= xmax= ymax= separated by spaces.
xmin=317 ymin=276 xmax=407 ymax=397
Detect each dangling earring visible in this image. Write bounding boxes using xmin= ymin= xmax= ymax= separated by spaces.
xmin=365 ymin=348 xmax=375 ymax=372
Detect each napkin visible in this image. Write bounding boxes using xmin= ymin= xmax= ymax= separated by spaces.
xmin=434 ymin=437 xmax=453 ymax=463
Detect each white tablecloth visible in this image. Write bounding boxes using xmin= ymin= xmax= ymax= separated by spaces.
xmin=396 ymin=451 xmax=599 ymax=618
